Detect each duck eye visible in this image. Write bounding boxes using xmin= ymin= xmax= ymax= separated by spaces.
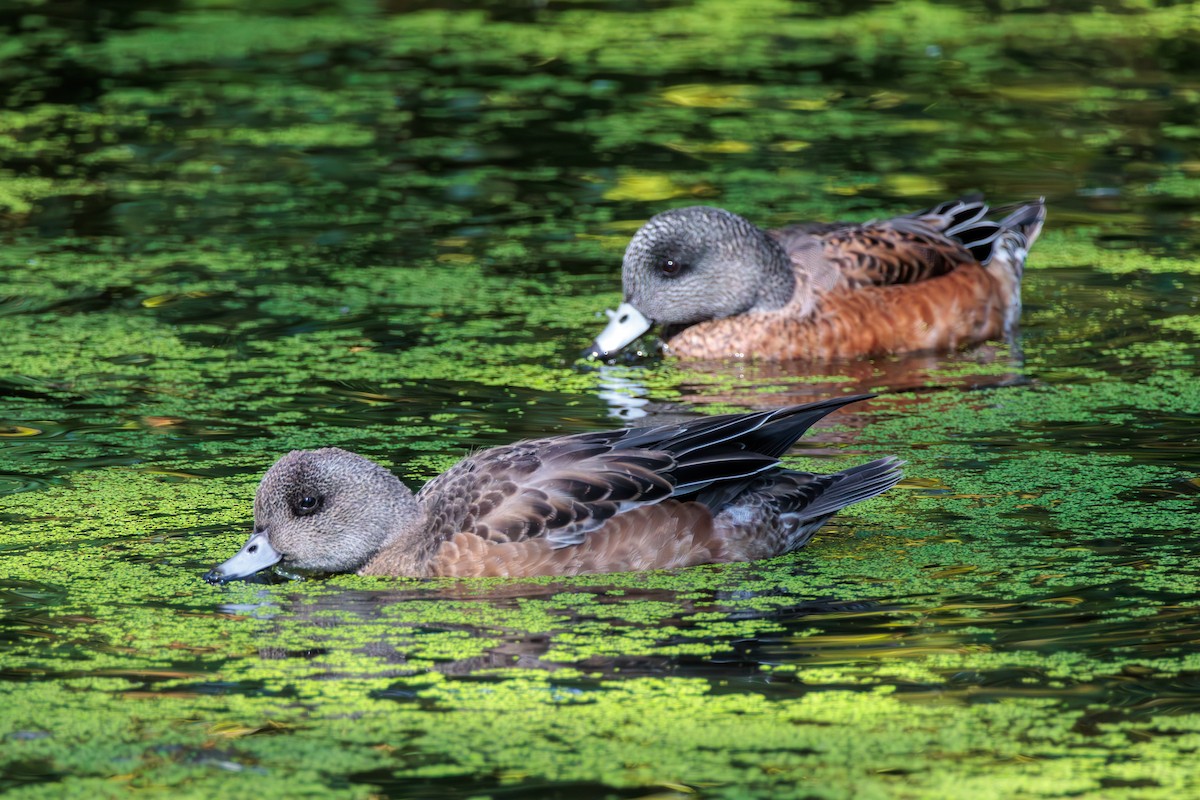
xmin=296 ymin=495 xmax=321 ymax=516
xmin=659 ymin=258 xmax=685 ymax=277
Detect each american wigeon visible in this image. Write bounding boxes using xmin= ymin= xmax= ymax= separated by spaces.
xmin=587 ymin=197 xmax=1045 ymax=361
xmin=204 ymin=395 xmax=902 ymax=582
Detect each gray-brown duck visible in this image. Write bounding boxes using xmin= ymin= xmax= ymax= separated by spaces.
xmin=205 ymin=395 xmax=902 ymax=582
xmin=588 ymin=197 xmax=1045 ymax=361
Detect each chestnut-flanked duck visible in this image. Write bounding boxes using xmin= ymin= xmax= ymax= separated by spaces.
xmin=588 ymin=197 xmax=1045 ymax=361
xmin=204 ymin=395 xmax=902 ymax=582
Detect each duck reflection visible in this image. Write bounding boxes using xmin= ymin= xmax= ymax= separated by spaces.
xmin=208 ymin=571 xmax=1200 ymax=722
xmin=595 ymin=343 xmax=1027 ymax=421
xmin=218 ymin=566 xmax=883 ymax=679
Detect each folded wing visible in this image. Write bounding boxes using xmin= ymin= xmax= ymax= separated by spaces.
xmin=772 ymin=197 xmax=1045 ymax=289
xmin=417 ymin=395 xmax=871 ymax=550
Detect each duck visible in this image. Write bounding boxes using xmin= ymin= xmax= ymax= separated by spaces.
xmin=586 ymin=197 xmax=1046 ymax=361
xmin=204 ymin=395 xmax=902 ymax=582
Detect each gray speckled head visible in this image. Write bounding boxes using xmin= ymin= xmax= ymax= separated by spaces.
xmin=588 ymin=207 xmax=799 ymax=357
xmin=205 ymin=448 xmax=421 ymax=582
xmin=623 ymin=206 xmax=796 ymax=323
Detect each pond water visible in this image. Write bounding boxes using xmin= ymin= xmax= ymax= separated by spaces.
xmin=2 ymin=0 xmax=1200 ymax=797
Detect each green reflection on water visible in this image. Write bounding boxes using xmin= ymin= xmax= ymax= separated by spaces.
xmin=2 ymin=0 xmax=1200 ymax=797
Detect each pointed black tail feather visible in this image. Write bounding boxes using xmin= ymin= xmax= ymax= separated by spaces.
xmin=998 ymin=197 xmax=1046 ymax=247
xmin=771 ymin=456 xmax=905 ymax=551
xmin=738 ymin=394 xmax=874 ymax=459
xmin=776 ymin=456 xmax=905 ymax=520
xmin=614 ymin=394 xmax=873 ymax=460
xmin=603 ymin=395 xmax=888 ymax=511
xmin=665 ymin=394 xmax=873 ymax=461
xmin=660 ymin=395 xmax=880 ymax=509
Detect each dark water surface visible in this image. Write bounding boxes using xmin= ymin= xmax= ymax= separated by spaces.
xmin=2 ymin=1 xmax=1199 ymax=797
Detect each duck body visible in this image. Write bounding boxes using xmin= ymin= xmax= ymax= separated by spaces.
xmin=588 ymin=198 xmax=1046 ymax=362
xmin=204 ymin=395 xmax=902 ymax=582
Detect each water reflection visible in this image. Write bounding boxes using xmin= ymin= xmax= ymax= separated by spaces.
xmin=188 ymin=573 xmax=1200 ymax=728
xmin=216 ymin=577 xmax=886 ymax=680
xmin=594 ymin=343 xmax=1029 ymax=420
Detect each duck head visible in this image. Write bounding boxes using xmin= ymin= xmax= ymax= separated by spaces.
xmin=204 ymin=448 xmax=421 ymax=583
xmin=587 ymin=206 xmax=797 ymax=359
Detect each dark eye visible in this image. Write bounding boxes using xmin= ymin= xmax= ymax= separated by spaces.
xmin=659 ymin=258 xmax=685 ymax=277
xmin=296 ymin=495 xmax=321 ymax=516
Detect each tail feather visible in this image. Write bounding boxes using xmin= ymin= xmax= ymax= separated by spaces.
xmin=776 ymin=456 xmax=905 ymax=520
xmin=729 ymin=394 xmax=873 ymax=460
xmin=711 ymin=456 xmax=904 ymax=558
xmin=658 ymin=394 xmax=876 ymax=508
xmin=922 ymin=198 xmax=990 ymax=238
xmin=584 ymin=396 xmax=900 ymax=556
xmin=774 ymin=456 xmax=905 ymax=551
xmin=642 ymin=393 xmax=871 ymax=461
xmin=911 ymin=196 xmax=1045 ymax=266
xmin=988 ymin=199 xmax=1045 ymax=325
xmin=998 ymin=197 xmax=1046 ymax=250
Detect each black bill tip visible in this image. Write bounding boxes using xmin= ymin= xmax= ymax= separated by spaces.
xmin=203 ymin=569 xmax=230 ymax=585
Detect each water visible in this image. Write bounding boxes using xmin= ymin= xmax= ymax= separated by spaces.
xmin=2 ymin=1 xmax=1200 ymax=797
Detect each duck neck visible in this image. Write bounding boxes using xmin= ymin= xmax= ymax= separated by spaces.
xmin=748 ymin=230 xmax=796 ymax=312
xmin=339 ymin=469 xmax=431 ymax=577
xmin=375 ymin=490 xmax=434 ymax=573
